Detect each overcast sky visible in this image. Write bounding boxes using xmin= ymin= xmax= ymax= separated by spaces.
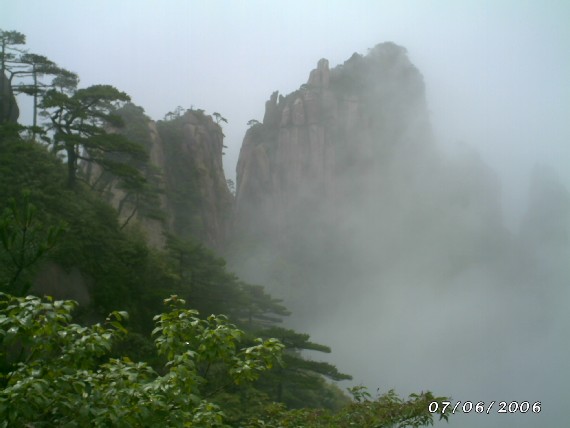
xmin=2 ymin=0 xmax=569 ymax=225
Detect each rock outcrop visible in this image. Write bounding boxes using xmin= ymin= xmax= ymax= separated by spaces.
xmin=0 ymin=72 xmax=19 ymax=124
xmin=158 ymin=109 xmax=233 ymax=248
xmin=87 ymin=105 xmax=233 ymax=250
xmin=235 ymin=43 xmax=434 ymax=240
xmin=231 ymin=43 xmax=509 ymax=314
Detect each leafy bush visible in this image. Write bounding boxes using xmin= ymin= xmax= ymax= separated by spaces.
xmin=245 ymin=387 xmax=450 ymax=428
xmin=0 ymin=293 xmax=283 ymax=427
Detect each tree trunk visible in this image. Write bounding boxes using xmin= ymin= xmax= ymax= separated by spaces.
xmin=32 ymin=66 xmax=37 ymax=128
xmin=66 ymin=144 xmax=77 ymax=188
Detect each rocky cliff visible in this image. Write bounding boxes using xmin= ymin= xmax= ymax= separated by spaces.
xmin=157 ymin=109 xmax=233 ymax=248
xmin=0 ymin=72 xmax=19 ymax=124
xmin=231 ymin=43 xmax=509 ymax=314
xmin=87 ymin=104 xmax=233 ymax=249
xmin=235 ymin=43 xmax=435 ymax=240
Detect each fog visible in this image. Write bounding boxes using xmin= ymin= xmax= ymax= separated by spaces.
xmin=3 ymin=1 xmax=569 ymax=427
xmin=231 ymin=42 xmax=569 ymax=428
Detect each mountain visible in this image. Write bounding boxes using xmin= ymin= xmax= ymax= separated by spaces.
xmin=235 ymin=42 xmax=434 ymax=239
xmin=229 ymin=43 xmax=511 ymax=317
xmin=225 ymin=46 xmax=569 ymax=428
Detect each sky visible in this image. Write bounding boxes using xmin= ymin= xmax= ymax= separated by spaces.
xmin=2 ymin=2 xmax=569 ymax=426
xmin=2 ymin=0 xmax=569 ymax=229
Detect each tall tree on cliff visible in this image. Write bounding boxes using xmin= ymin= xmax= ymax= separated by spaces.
xmin=0 ymin=30 xmax=25 ymax=123
xmin=40 ymin=75 xmax=148 ymax=189
xmin=255 ymin=326 xmax=352 ymax=409
xmin=1 ymin=29 xmax=76 ymax=129
xmin=12 ymin=53 xmax=63 ymax=129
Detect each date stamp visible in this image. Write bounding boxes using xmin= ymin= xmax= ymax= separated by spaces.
xmin=428 ymin=401 xmax=541 ymax=415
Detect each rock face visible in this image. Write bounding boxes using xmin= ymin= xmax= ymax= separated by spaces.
xmin=231 ymin=42 xmax=509 ymax=316
xmin=0 ymin=73 xmax=19 ymax=124
xmin=87 ymin=105 xmax=233 ymax=250
xmin=157 ymin=109 xmax=233 ymax=248
xmin=235 ymin=43 xmax=434 ymax=240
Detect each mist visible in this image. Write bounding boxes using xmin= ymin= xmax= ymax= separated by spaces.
xmin=228 ymin=32 xmax=569 ymax=428
xmin=2 ymin=1 xmax=569 ymax=427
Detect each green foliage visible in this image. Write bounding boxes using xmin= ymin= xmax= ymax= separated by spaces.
xmin=1 ymin=29 xmax=75 ymax=127
xmin=0 ymin=133 xmax=160 ymax=328
xmin=0 ymin=293 xmax=284 ymax=427
xmin=164 ymin=235 xmax=290 ymax=329
xmin=163 ymin=105 xmax=185 ymax=121
xmin=0 ymin=133 xmax=284 ymax=336
xmin=0 ymin=194 xmax=65 ymax=296
xmin=0 ymin=293 xmax=450 ymax=427
xmin=244 ymin=388 xmax=450 ymax=427
xmin=41 ymin=79 xmax=148 ymax=188
xmin=155 ymin=106 xmax=234 ymax=241
xmin=112 ymin=103 xmax=165 ymax=221
xmin=254 ymin=327 xmax=352 ymax=410
xmin=0 ymin=30 xmax=26 ymax=77
xmin=213 ymin=112 xmax=228 ymax=125
xmin=114 ymin=103 xmax=153 ymax=150
xmin=156 ymin=117 xmax=205 ymax=238
xmin=0 ymin=131 xmax=68 ymax=208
